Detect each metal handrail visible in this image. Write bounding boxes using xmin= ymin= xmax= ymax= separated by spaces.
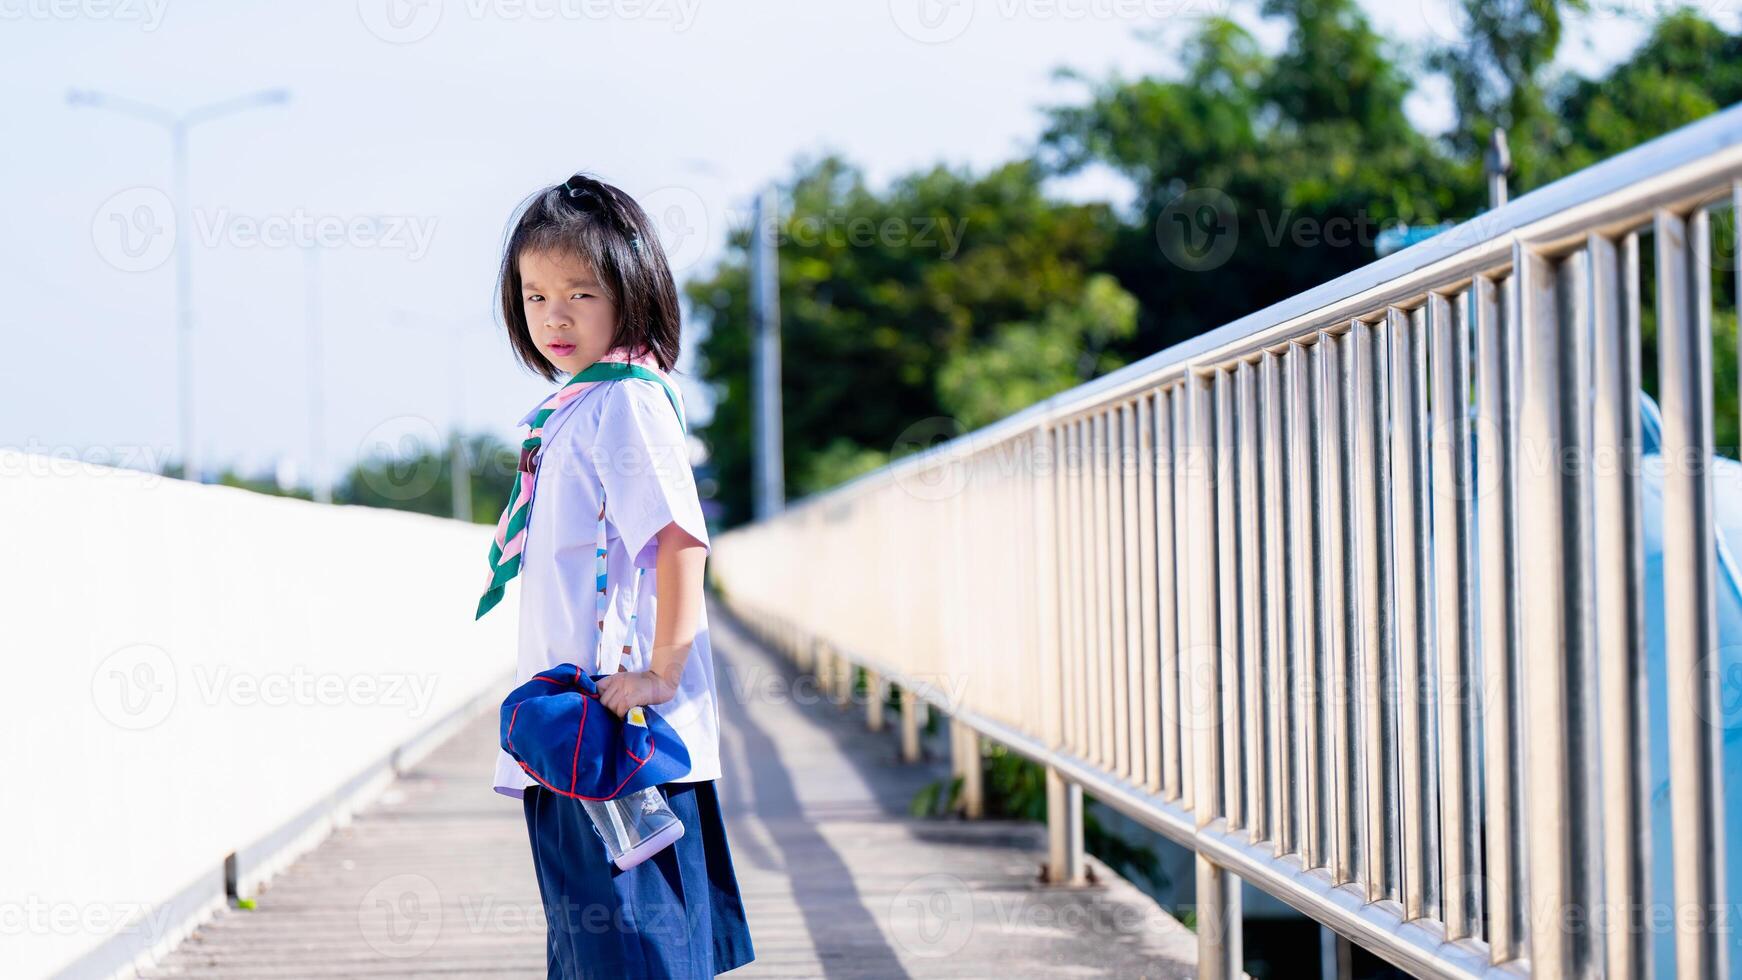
xmin=711 ymin=103 xmax=1742 ymax=979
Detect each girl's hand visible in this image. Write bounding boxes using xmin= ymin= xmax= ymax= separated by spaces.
xmin=596 ymin=669 xmax=678 ymax=717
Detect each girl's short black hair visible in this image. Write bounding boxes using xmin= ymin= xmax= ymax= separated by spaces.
xmin=497 ymin=172 xmax=682 ymax=382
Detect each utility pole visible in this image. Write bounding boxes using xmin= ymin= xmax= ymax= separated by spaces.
xmin=748 ymin=184 xmax=786 ymax=521
xmin=1486 ymin=127 xmax=1512 ymax=210
xmin=68 ymin=87 xmax=289 ymax=484
xmin=303 ymin=244 xmax=332 ymax=503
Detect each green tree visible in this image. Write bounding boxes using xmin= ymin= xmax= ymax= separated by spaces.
xmin=335 ymin=433 xmax=517 ymax=524
xmin=1037 ymin=1 xmax=1473 ymax=359
xmin=1551 ymin=10 xmax=1742 ymax=179
xmin=1428 ymin=0 xmax=1586 ymax=191
xmin=685 ymin=155 xmax=1134 ymax=527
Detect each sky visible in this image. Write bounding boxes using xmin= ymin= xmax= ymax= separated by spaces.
xmin=0 ymin=0 xmax=1722 ymax=494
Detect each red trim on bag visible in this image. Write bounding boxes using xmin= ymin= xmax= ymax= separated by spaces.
xmin=516 ymin=738 xmax=656 ymax=802
xmin=510 ymin=665 xmax=663 ymax=801
xmin=569 ymin=693 xmax=589 ymax=793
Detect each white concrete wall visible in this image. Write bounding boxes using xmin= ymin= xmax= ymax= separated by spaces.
xmin=0 ymin=451 xmax=517 ymax=979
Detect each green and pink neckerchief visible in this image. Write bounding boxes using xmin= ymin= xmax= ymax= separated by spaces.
xmin=475 ymin=347 xmax=686 ymax=630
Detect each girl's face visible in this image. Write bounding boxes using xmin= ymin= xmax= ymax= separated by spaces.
xmin=518 ymin=248 xmax=619 ymax=375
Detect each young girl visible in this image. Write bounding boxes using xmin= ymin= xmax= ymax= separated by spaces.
xmin=478 ymin=172 xmax=755 ymax=978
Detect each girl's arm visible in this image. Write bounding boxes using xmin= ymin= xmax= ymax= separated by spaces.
xmin=597 ymin=519 xmax=708 ymax=716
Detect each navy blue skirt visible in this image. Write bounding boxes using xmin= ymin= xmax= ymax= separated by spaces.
xmin=522 ymin=779 xmax=755 ymax=978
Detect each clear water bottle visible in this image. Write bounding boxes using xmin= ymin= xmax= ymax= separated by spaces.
xmin=581 ymin=785 xmax=686 ymax=870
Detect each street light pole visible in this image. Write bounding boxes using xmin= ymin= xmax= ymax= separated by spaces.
xmin=303 ymin=244 xmax=331 ymax=503
xmin=68 ymin=87 xmax=290 ymax=484
xmin=748 ymin=183 xmax=786 ymax=521
xmin=1486 ymin=127 xmax=1512 ymax=210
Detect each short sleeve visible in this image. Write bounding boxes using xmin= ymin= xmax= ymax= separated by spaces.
xmin=593 ymin=378 xmax=710 ymax=569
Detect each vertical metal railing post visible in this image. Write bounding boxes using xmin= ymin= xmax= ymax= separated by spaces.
xmin=1188 ymin=368 xmax=1243 ymax=976
xmin=1516 ymin=243 xmax=1604 ymax=977
xmin=1237 ymin=361 xmax=1268 ymax=844
xmin=1045 ymin=766 xmax=1085 ymax=885
xmin=1588 ymin=232 xmax=1650 ymax=979
xmin=1352 ymin=317 xmax=1400 ymax=905
xmin=1656 ymin=207 xmax=1727 ymax=980
xmin=953 ymin=721 xmax=984 ymax=818
xmin=1215 ymin=371 xmax=1245 ymax=833
xmin=1430 ymin=289 xmax=1482 ymax=941
xmin=1475 ymin=272 xmax=1528 ymax=964
xmin=1196 ymin=855 xmax=1243 ymax=980
xmin=1261 ymin=351 xmax=1294 ymax=859
xmin=899 ymin=687 xmax=921 ymax=763
xmin=865 ymin=670 xmax=885 ymax=732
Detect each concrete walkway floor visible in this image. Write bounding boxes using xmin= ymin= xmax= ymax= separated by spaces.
xmin=140 ymin=595 xmax=1199 ymax=979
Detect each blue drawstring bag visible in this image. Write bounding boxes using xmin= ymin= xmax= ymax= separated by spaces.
xmin=500 ymin=664 xmax=692 ymax=801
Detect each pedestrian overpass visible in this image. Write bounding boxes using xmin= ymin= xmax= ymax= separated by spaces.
xmin=12 ymin=106 xmax=1742 ymax=980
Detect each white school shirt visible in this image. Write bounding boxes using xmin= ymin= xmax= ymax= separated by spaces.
xmin=491 ymin=374 xmax=722 ymax=799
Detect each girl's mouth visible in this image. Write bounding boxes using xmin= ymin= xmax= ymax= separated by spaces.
xmin=548 ymin=342 xmax=576 ymax=356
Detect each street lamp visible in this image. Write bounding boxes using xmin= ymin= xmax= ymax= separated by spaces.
xmin=68 ymin=87 xmax=290 ymax=484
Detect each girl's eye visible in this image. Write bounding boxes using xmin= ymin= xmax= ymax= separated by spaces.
xmin=573 ymin=293 xmax=590 ymax=300
xmin=525 ymin=294 xmax=543 ymax=303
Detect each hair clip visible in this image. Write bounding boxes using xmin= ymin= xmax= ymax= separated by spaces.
xmin=562 ymin=173 xmax=603 ymax=209
xmin=630 ymin=235 xmax=643 ymax=254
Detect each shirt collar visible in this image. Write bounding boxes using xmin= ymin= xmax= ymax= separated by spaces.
xmin=518 ymin=368 xmax=597 ymax=428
